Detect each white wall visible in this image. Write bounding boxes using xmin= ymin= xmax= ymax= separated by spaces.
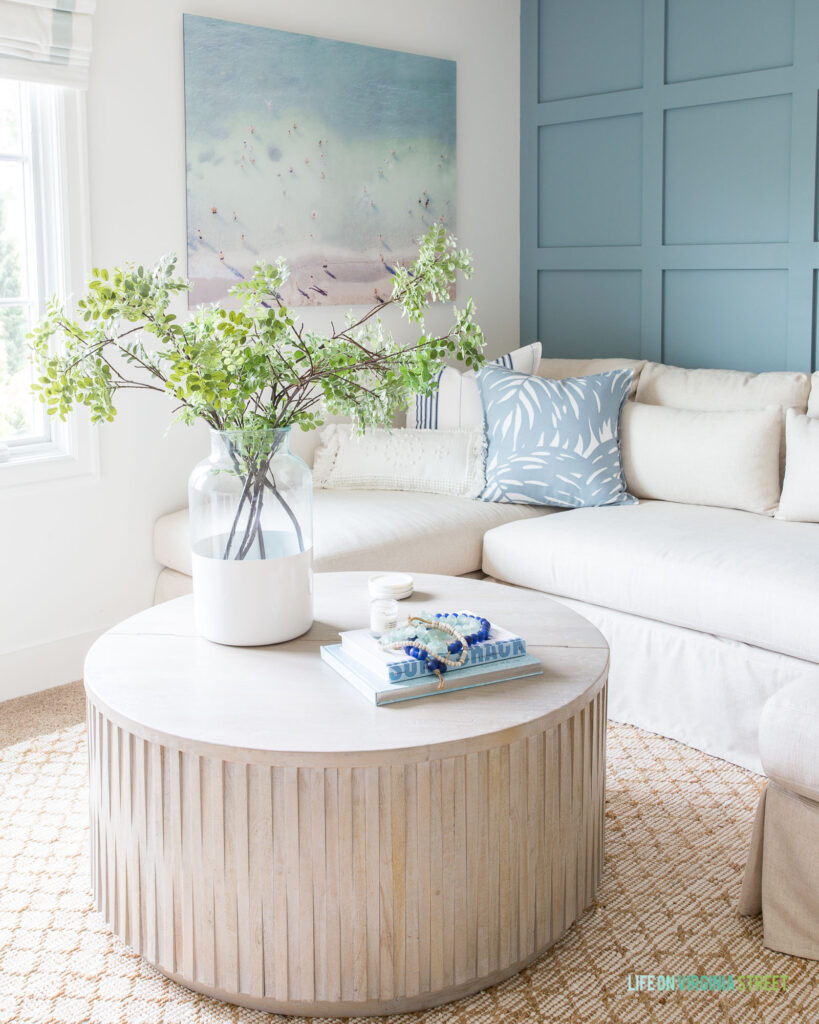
xmin=0 ymin=0 xmax=521 ymax=700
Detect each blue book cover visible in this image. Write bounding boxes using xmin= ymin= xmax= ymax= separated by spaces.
xmin=339 ymin=622 xmax=527 ymax=683
xmin=321 ymin=644 xmax=542 ymax=706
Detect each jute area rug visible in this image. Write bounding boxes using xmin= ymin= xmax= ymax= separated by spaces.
xmin=0 ymin=682 xmax=816 ymax=1024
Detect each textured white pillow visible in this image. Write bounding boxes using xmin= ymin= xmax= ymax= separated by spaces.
xmin=313 ymin=425 xmax=486 ymax=497
xmin=620 ymin=403 xmax=782 ymax=515
xmin=407 ymin=342 xmax=542 ymax=429
xmin=776 ymin=410 xmax=819 ymax=522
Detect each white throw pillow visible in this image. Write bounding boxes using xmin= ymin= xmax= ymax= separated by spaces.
xmin=620 ymin=403 xmax=782 ymax=516
xmin=807 ymin=371 xmax=819 ymax=417
xmin=635 ymin=362 xmax=811 ymax=413
xmin=776 ymin=410 xmax=819 ymax=522
xmin=407 ymin=342 xmax=542 ymax=429
xmin=313 ymin=425 xmax=486 ymax=498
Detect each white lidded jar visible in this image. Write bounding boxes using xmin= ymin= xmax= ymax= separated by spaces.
xmin=368 ymin=572 xmax=414 ymax=602
xmin=188 ymin=427 xmax=313 ymax=646
xmin=370 ymin=598 xmax=399 ymax=637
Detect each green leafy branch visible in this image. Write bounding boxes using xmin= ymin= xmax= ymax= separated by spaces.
xmin=29 ymin=225 xmax=486 ymax=436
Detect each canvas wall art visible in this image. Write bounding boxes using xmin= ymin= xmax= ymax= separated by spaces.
xmin=183 ymin=15 xmax=457 ymax=307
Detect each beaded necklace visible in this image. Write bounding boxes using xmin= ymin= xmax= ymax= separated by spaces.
xmin=379 ymin=612 xmax=491 ymax=687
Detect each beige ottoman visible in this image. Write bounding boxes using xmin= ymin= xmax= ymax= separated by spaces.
xmin=739 ymin=679 xmax=819 ymax=959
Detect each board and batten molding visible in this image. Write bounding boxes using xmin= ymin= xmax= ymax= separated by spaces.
xmin=521 ymin=0 xmax=819 ymax=372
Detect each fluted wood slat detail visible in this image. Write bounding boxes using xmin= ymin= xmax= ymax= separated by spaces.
xmin=88 ymin=682 xmax=606 ymax=1016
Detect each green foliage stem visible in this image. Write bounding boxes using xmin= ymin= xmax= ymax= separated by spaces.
xmin=28 ymin=225 xmax=486 ymax=437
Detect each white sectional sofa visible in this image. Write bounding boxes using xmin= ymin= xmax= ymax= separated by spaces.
xmin=153 ymin=358 xmax=819 ymax=774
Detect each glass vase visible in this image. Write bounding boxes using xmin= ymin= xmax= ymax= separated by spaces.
xmin=188 ymin=427 xmax=313 ymax=645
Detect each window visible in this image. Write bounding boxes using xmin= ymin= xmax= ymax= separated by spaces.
xmin=0 ymin=79 xmax=93 ymax=482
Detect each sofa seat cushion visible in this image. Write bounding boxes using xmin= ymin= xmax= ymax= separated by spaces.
xmin=155 ymin=490 xmax=554 ymax=579
xmin=482 ymin=500 xmax=819 ymax=663
xmin=759 ymin=681 xmax=819 ymax=802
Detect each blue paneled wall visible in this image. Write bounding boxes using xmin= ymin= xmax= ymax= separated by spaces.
xmin=521 ymin=0 xmax=819 ymax=371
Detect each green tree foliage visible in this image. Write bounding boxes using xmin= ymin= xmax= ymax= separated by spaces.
xmin=0 ymin=194 xmax=29 ymax=437
xmin=0 ymin=196 xmax=26 ymax=375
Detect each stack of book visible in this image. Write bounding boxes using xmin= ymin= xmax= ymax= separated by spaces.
xmin=320 ymin=618 xmax=542 ymax=705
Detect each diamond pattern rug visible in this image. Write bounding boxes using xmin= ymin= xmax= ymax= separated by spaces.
xmin=0 ymin=692 xmax=816 ymax=1023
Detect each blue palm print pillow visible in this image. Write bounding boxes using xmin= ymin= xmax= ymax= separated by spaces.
xmin=477 ymin=366 xmax=637 ymax=508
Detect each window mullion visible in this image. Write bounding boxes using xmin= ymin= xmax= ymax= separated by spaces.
xmin=21 ymin=84 xmax=56 ymax=446
xmin=0 ymin=80 xmax=95 ymax=482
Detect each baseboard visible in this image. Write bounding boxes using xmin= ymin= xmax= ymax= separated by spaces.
xmin=0 ymin=628 xmax=102 ymax=702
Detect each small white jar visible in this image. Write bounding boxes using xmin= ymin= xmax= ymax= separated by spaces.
xmin=370 ymin=598 xmax=399 ymax=637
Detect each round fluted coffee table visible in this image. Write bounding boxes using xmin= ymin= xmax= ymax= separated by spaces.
xmin=84 ymin=572 xmax=608 ymax=1016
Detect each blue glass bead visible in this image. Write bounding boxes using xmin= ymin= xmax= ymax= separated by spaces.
xmin=419 ymin=649 xmax=428 ymax=660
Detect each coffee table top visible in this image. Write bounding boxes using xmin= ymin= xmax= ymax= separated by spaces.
xmin=84 ymin=572 xmax=608 ymax=766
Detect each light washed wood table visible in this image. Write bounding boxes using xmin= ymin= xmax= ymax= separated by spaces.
xmin=84 ymin=572 xmax=608 ymax=1016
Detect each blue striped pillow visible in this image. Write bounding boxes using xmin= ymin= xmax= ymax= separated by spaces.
xmin=478 ymin=366 xmax=637 ymax=508
xmin=409 ymin=342 xmax=542 ymax=430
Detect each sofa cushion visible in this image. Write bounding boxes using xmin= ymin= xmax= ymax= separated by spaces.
xmin=482 ymin=500 xmax=819 ymax=663
xmin=759 ymin=681 xmax=819 ymax=802
xmin=620 ymin=403 xmax=781 ymax=515
xmin=406 ymin=342 xmax=542 ymax=430
xmin=777 ymin=410 xmax=819 ymax=523
xmin=635 ymin=361 xmax=810 ymax=413
xmin=538 ymin=356 xmax=645 ymax=398
xmin=313 ymin=425 xmax=486 ymax=497
xmin=478 ymin=366 xmax=636 ymax=508
xmin=808 ymin=371 xmax=819 ymax=417
xmin=155 ymin=490 xmax=554 ymax=579
xmin=637 ymin=362 xmax=810 ymax=479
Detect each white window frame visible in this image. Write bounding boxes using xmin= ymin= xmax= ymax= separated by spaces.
xmin=0 ymin=82 xmax=96 ymax=488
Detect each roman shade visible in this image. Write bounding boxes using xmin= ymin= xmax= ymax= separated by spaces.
xmin=0 ymin=0 xmax=95 ymax=87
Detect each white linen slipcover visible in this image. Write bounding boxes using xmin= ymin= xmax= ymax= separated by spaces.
xmin=482 ymin=500 xmax=819 ymax=664
xmin=154 ymin=489 xmax=553 ymax=581
xmin=541 ymin=594 xmax=819 ymax=774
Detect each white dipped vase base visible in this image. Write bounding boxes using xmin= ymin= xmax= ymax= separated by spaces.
xmin=192 ymin=543 xmax=313 ymax=646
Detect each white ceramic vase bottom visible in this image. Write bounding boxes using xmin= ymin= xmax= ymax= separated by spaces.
xmin=192 ymin=546 xmax=313 ymax=646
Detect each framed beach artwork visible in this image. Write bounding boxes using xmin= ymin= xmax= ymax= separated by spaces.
xmin=183 ymin=15 xmax=457 ymax=307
